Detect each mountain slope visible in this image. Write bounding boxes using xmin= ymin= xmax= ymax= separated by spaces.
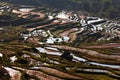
xmin=0 ymin=0 xmax=120 ymax=18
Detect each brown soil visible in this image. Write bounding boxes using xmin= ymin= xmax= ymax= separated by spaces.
xmin=40 ymin=67 xmax=82 ymax=79
xmin=84 ymin=43 xmax=120 ymax=49
xmin=59 ymin=28 xmax=78 ymax=36
xmin=47 ymin=45 xmax=120 ymax=65
xmin=13 ymin=67 xmax=62 ymax=80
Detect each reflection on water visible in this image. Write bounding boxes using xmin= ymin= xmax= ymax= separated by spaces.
xmin=36 ymin=47 xmax=120 ymax=69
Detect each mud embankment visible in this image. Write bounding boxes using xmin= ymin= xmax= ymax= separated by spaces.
xmin=46 ymin=45 xmax=120 ymax=65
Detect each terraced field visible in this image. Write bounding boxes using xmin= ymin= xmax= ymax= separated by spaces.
xmin=0 ymin=43 xmax=120 ymax=80
xmin=0 ymin=3 xmax=120 ymax=80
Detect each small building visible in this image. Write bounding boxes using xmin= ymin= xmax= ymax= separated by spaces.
xmin=46 ymin=37 xmax=63 ymax=44
xmin=31 ymin=29 xmax=48 ymax=37
xmin=20 ymin=31 xmax=31 ymax=40
xmin=78 ymin=14 xmax=88 ymax=26
xmin=56 ymin=11 xmax=69 ymax=19
xmin=19 ymin=8 xmax=35 ymax=12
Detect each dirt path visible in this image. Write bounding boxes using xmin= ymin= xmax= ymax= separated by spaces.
xmin=13 ymin=67 xmax=82 ymax=80
xmin=84 ymin=43 xmax=120 ymax=49
xmin=36 ymin=20 xmax=61 ymax=29
xmin=12 ymin=10 xmax=45 ymax=19
xmin=27 ymin=20 xmax=61 ymax=31
xmin=13 ymin=67 xmax=62 ymax=80
xmin=31 ymin=12 xmax=45 ymax=19
xmin=40 ymin=67 xmax=82 ymax=79
xmin=69 ymin=28 xmax=84 ymax=42
xmin=59 ymin=28 xmax=78 ymax=36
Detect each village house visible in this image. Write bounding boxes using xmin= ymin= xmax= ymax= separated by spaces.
xmin=19 ymin=8 xmax=35 ymax=12
xmin=31 ymin=29 xmax=48 ymax=37
xmin=0 ymin=5 xmax=12 ymax=14
xmin=20 ymin=31 xmax=32 ymax=40
xmin=56 ymin=11 xmax=69 ymax=19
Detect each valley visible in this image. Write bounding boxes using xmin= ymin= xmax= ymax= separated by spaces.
xmin=0 ymin=2 xmax=120 ymax=80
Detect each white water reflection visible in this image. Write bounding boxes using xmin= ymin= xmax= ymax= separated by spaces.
xmin=88 ymin=62 xmax=120 ymax=69
xmin=71 ymin=54 xmax=87 ymax=62
xmin=36 ymin=47 xmax=61 ymax=56
xmin=36 ymin=47 xmax=120 ymax=69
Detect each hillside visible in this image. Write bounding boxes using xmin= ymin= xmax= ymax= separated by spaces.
xmin=0 ymin=1 xmax=120 ymax=80
xmin=1 ymin=0 xmax=120 ymax=18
